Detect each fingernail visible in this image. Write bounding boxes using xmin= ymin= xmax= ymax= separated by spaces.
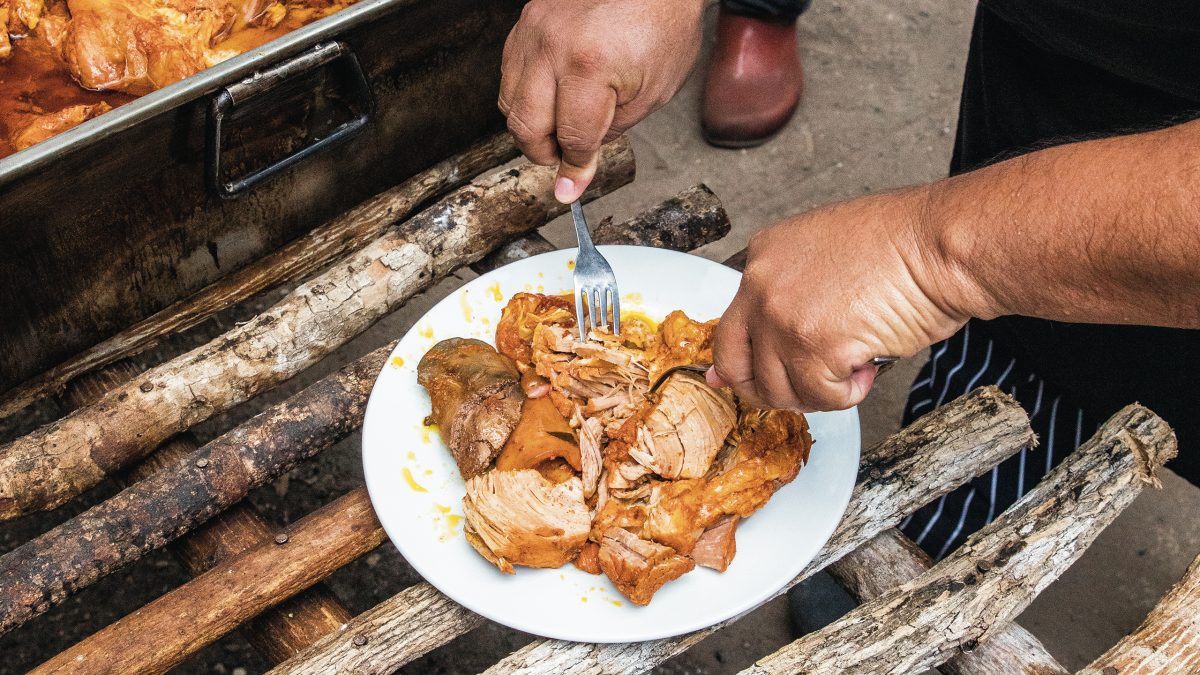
xmin=705 ymin=367 xmax=725 ymax=388
xmin=554 ymin=177 xmax=576 ymax=203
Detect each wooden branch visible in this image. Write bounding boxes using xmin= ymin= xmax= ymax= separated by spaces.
xmin=1079 ymin=551 xmax=1200 ymax=674
xmin=0 ymin=183 xmax=725 ymax=639
xmin=0 ymin=346 xmax=390 ymax=635
xmin=0 ymin=138 xmax=635 ymax=521
xmin=827 ymin=529 xmax=1068 ymax=675
xmin=741 ymin=404 xmax=1177 ymax=675
xmin=30 ymin=489 xmax=385 ymax=675
xmin=256 ymin=186 xmax=734 ymax=675
xmin=63 ymin=363 xmax=354 ymax=664
xmin=0 ymin=134 xmax=519 ymax=420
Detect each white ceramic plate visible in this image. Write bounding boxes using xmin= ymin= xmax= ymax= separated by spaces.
xmin=361 ymin=245 xmax=860 ymax=643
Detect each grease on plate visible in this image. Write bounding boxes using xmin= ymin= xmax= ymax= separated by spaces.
xmin=390 ymin=356 xmax=405 ymax=368
xmin=402 ymin=467 xmax=428 ymax=492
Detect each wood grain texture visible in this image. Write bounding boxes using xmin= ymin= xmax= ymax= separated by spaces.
xmin=828 ymin=529 xmax=1068 ymax=675
xmin=0 ymin=346 xmax=390 ymax=635
xmin=480 ymin=387 xmax=1035 ymax=674
xmin=62 ymin=364 xmax=353 ymax=664
xmin=0 ymin=134 xmax=520 ymax=420
xmin=1079 ymin=551 xmax=1200 ymax=674
xmin=0 ymin=139 xmax=635 ymax=521
xmin=30 ymin=489 xmax=384 ymax=675
xmin=741 ymin=404 xmax=1177 ymax=675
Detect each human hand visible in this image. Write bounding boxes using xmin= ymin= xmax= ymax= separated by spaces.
xmin=706 ymin=188 xmax=990 ymax=411
xmin=498 ymin=0 xmax=704 ymax=202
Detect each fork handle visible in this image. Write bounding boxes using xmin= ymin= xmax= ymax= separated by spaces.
xmin=570 ymin=200 xmax=598 ymax=253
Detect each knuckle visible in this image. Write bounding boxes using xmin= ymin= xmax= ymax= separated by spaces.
xmin=565 ymin=44 xmax=608 ymax=74
xmin=556 ymin=125 xmax=600 ymax=156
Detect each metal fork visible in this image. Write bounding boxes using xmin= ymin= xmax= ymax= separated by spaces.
xmin=570 ymin=199 xmax=620 ymax=340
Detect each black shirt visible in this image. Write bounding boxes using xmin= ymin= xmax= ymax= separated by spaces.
xmin=955 ymin=2 xmax=1200 ymax=479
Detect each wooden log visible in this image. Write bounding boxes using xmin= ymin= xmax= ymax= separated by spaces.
xmin=0 ymin=134 xmax=520 ymax=420
xmin=1079 ymin=552 xmax=1200 ymax=674
xmin=0 ymin=184 xmax=724 ymax=638
xmin=275 ymin=387 xmax=1030 ymax=675
xmin=827 ymin=530 xmax=1068 ymax=675
xmin=740 ymin=404 xmax=1177 ymax=675
xmin=0 ymin=346 xmax=390 ymax=635
xmin=470 ymin=183 xmax=730 ymax=273
xmin=30 ymin=489 xmax=385 ymax=675
xmin=0 ymin=138 xmax=635 ymax=522
xmin=63 ymin=364 xmax=354 ymax=664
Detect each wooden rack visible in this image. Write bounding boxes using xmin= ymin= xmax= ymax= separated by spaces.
xmin=0 ymin=135 xmax=1191 ymax=674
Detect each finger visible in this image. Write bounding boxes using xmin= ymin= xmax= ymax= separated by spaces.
xmin=553 ymin=75 xmax=617 ymax=202
xmin=504 ymin=60 xmax=560 ymax=166
xmin=497 ymin=28 xmax=522 ymax=117
xmin=786 ymin=354 xmax=869 ymax=412
xmin=750 ymin=332 xmax=805 ymax=410
xmin=711 ymin=295 xmax=757 ymax=398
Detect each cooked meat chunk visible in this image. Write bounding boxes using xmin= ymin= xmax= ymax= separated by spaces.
xmin=10 ymin=101 xmax=110 ymax=150
xmin=642 ymin=409 xmax=810 ymax=553
xmin=418 ymin=338 xmax=524 ymax=479
xmin=574 ymin=407 xmax=602 ymax=498
xmin=532 ymin=323 xmax=650 ymax=432
xmin=62 ymin=0 xmax=267 ymax=94
xmin=463 ymin=469 xmax=590 ymax=574
xmin=690 ymin=516 xmax=738 ymax=572
xmin=496 ymin=292 xmax=576 ymax=364
xmin=648 ymin=310 xmax=718 ymax=376
xmin=496 ymin=396 xmax=580 ymax=473
xmin=598 ymin=527 xmax=694 ymax=606
xmin=628 ymin=373 xmax=736 ymax=480
xmin=573 ymin=540 xmax=602 ymax=575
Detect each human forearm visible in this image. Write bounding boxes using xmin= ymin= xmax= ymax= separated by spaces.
xmin=927 ymin=119 xmax=1200 ymax=328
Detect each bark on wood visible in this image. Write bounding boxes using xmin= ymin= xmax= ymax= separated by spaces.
xmin=471 ymin=183 xmax=731 ymax=274
xmin=62 ymin=364 xmax=354 ymax=664
xmin=741 ymin=404 xmax=1177 ymax=675
xmin=0 ymin=139 xmax=635 ymax=521
xmin=0 ymin=346 xmax=390 ymax=635
xmin=392 ymin=386 xmax=1026 ymax=675
xmin=268 ymin=582 xmax=485 ymax=675
xmin=828 ymin=529 xmax=1068 ymax=675
xmin=31 ymin=489 xmax=385 ymax=675
xmin=0 ymin=183 xmax=726 ymax=638
xmin=0 ymin=134 xmax=520 ymax=420
xmin=1079 ymin=551 xmax=1200 ymax=674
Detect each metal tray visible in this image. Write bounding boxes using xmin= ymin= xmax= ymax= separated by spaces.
xmin=0 ymin=0 xmax=523 ymax=395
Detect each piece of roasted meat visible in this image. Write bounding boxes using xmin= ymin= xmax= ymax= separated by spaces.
xmin=417 ymin=337 xmax=525 ymax=480
xmin=415 ymin=293 xmax=814 ymax=606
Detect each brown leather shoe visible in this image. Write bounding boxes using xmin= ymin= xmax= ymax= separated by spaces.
xmin=702 ymin=10 xmax=804 ymax=148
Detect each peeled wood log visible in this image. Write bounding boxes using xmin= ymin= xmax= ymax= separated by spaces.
xmin=0 ymin=347 xmax=390 ymax=635
xmin=741 ymin=404 xmax=1177 ymax=675
xmin=1079 ymin=551 xmax=1200 ymax=674
xmin=0 ymin=138 xmax=635 ymax=521
xmin=31 ymin=489 xmax=385 ymax=675
xmin=0 ymin=183 xmax=725 ymax=639
xmin=0 ymin=134 xmax=520 ymax=420
xmin=63 ymin=364 xmax=353 ymax=664
xmin=828 ymin=529 xmax=1068 ymax=675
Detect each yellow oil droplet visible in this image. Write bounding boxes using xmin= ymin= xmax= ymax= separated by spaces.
xmin=446 ymin=514 xmax=462 ymax=527
xmin=621 ymin=310 xmax=659 ymax=331
xmin=559 ymin=573 xmax=566 ymax=580
xmin=389 ymin=356 xmax=405 ymax=368
xmin=536 ymin=284 xmax=545 ymax=293
xmin=402 ymin=467 xmax=428 ymax=492
xmin=567 ymin=259 xmax=576 ymax=270
xmin=421 ymin=424 xmax=438 ymax=444
xmin=622 ymin=292 xmax=644 ymax=305
xmin=460 ymin=291 xmax=473 ymax=322
xmin=434 ymin=503 xmax=451 ymax=514
xmin=424 ymin=468 xmax=433 ymax=476
xmin=580 ymin=596 xmax=588 ymax=603
xmin=537 ymin=272 xmax=544 ymax=278
xmin=419 ymin=324 xmax=434 ymax=339
xmin=481 ymin=317 xmax=491 ymax=326
xmin=486 ymin=282 xmax=503 ymax=302
xmin=609 ymin=600 xmax=623 ymax=607
xmin=406 ymin=451 xmax=416 ymax=461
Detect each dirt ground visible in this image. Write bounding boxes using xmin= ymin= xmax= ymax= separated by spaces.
xmin=2 ymin=1 xmax=1199 ymax=673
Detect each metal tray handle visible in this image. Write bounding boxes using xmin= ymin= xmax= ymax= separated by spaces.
xmin=205 ymin=41 xmax=373 ymax=198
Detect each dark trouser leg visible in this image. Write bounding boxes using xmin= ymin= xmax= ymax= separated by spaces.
xmin=722 ymin=0 xmax=811 ymax=21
